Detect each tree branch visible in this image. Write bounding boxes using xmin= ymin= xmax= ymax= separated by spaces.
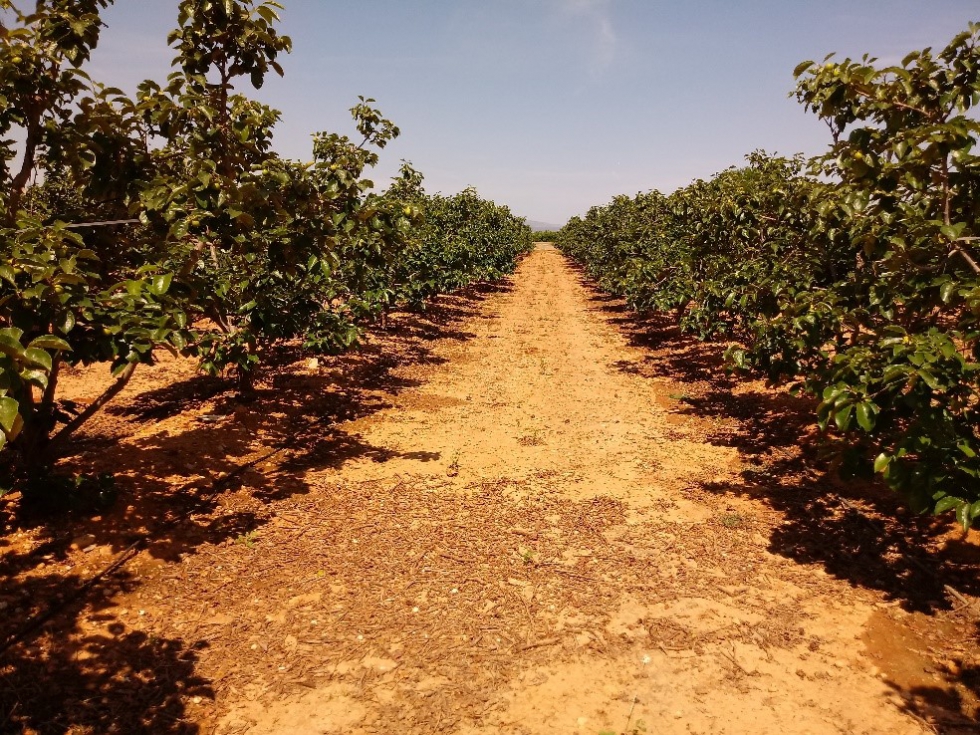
xmin=951 ymin=246 xmax=980 ymax=275
xmin=7 ymin=115 xmax=40 ymax=224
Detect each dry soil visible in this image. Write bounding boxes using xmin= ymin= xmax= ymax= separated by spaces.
xmin=2 ymin=245 xmax=978 ymax=734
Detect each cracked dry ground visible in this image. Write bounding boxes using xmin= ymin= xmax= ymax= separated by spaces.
xmin=4 ymin=244 xmax=980 ymax=734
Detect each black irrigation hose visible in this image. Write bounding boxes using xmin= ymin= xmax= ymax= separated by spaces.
xmin=0 ymin=537 xmax=146 ymax=657
xmin=0 ymin=444 xmax=289 ymax=659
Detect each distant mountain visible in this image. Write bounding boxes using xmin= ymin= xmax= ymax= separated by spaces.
xmin=527 ymin=220 xmax=562 ymax=232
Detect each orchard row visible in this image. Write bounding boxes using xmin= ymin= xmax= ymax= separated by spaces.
xmin=0 ymin=0 xmax=532 ymax=497
xmin=558 ymin=25 xmax=980 ymax=528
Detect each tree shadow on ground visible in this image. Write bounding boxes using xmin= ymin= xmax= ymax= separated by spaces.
xmin=0 ymin=278 xmax=511 ymax=733
xmin=48 ymin=280 xmax=507 ymax=548
xmin=104 ymin=374 xmax=230 ymax=422
xmin=572 ymin=269 xmax=980 ymax=727
xmin=700 ymin=460 xmax=980 ymax=612
xmin=871 ymin=615 xmax=980 ymax=730
xmin=887 ymin=652 xmax=980 ymax=732
xmin=576 ymin=280 xmax=980 ymax=612
xmin=0 ymin=569 xmax=208 ymax=734
xmin=570 ymin=273 xmax=735 ymax=384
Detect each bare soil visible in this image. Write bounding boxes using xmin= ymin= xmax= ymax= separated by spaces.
xmin=1 ymin=244 xmax=979 ymax=734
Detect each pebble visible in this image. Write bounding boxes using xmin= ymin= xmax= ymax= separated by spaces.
xmin=71 ymin=534 xmax=96 ymax=550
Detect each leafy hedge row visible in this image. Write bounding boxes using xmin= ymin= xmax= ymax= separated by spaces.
xmin=530 ymin=230 xmax=561 ymax=242
xmin=558 ymin=24 xmax=980 ymax=528
xmin=0 ymin=0 xmax=531 ymax=498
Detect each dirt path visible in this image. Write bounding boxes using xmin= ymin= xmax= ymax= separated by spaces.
xmin=203 ymin=246 xmax=928 ymax=734
xmin=6 ymin=245 xmax=975 ymax=734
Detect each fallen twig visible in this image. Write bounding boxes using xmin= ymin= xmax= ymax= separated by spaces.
xmin=517 ymin=637 xmax=560 ymax=652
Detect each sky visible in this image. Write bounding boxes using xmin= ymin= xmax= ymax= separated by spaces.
xmin=84 ymin=0 xmax=980 ymax=226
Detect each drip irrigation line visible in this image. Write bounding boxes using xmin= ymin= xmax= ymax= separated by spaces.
xmin=14 ymin=219 xmax=141 ymax=233
xmin=0 ymin=537 xmax=146 ymax=657
xmin=63 ymin=219 xmax=141 ymax=229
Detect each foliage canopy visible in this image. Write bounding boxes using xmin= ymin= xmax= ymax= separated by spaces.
xmin=558 ymin=23 xmax=980 ymax=528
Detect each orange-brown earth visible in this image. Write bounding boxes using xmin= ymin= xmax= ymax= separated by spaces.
xmin=1 ymin=244 xmax=979 ymax=734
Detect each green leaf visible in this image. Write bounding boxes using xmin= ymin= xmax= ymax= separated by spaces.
xmin=0 ymin=396 xmax=19 ymax=434
xmin=111 ymin=361 xmax=134 ymax=378
xmin=917 ymin=369 xmax=941 ymax=390
xmin=24 ymin=348 xmax=52 ymax=372
xmin=970 ymin=500 xmax=980 ymax=520
xmin=793 ymin=60 xmax=815 ymax=77
xmin=29 ymin=335 xmax=72 ymax=352
xmin=834 ymin=404 xmax=854 ymax=432
xmin=257 ymin=4 xmax=278 ymax=22
xmin=855 ymin=402 xmax=876 ymax=431
xmin=0 ymin=334 xmax=26 ymax=360
xmin=19 ymin=369 xmax=48 ymax=390
xmin=956 ymin=502 xmax=971 ymax=530
xmin=873 ymin=453 xmax=891 ymax=473
xmin=940 ymin=223 xmax=967 ymax=240
xmin=822 ymin=385 xmax=841 ymax=402
xmin=150 ymin=273 xmax=173 ymax=296
xmin=935 ymin=495 xmax=961 ymax=514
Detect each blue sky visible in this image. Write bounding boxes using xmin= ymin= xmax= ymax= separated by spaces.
xmin=88 ymin=1 xmax=978 ymax=225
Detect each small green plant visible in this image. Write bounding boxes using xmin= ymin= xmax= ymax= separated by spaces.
xmin=519 ymin=546 xmax=536 ymax=565
xmin=718 ymin=512 xmax=747 ymax=529
xmin=235 ymin=530 xmax=259 ymax=548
